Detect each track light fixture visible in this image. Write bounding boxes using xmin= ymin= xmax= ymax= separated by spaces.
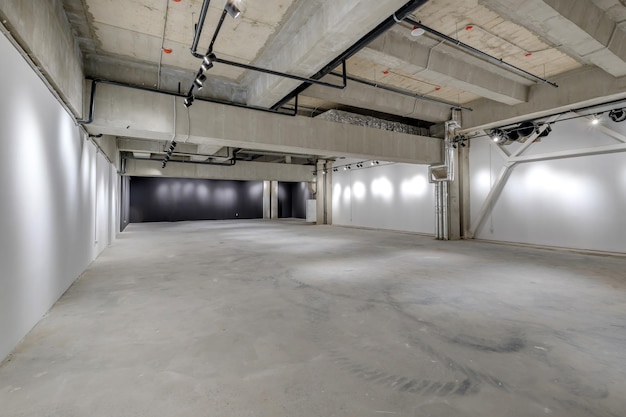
xmin=333 ymin=168 xmax=338 ymax=172
xmin=225 ymin=0 xmax=241 ymax=19
xmin=184 ymin=96 xmax=194 ymax=108
xmin=490 ymin=128 xmax=506 ymax=144
xmin=591 ymin=115 xmax=600 ymax=125
xmin=194 ymin=74 xmax=207 ymax=90
xmin=201 ymin=53 xmax=215 ymax=72
xmin=609 ymin=108 xmax=626 ymax=123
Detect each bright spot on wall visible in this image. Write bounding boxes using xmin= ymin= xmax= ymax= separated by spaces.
xmin=353 ymin=181 xmax=366 ymax=200
xmin=371 ymin=177 xmax=393 ymax=200
xmin=333 ymin=184 xmax=341 ymax=205
xmin=474 ymin=169 xmax=492 ymax=192
xmin=343 ymin=185 xmax=352 ymax=205
xmin=197 ymin=183 xmax=210 ymax=202
xmin=523 ymin=165 xmax=593 ymax=207
xmin=400 ymin=175 xmax=427 ymax=198
xmin=215 ymin=187 xmax=237 ymax=205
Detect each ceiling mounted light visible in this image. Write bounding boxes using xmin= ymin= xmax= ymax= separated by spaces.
xmin=490 ymin=128 xmax=506 ymax=144
xmin=194 ymin=74 xmax=207 ymax=90
xmin=609 ymin=108 xmax=626 ymax=123
xmin=225 ymin=0 xmax=241 ymax=19
xmin=591 ymin=115 xmax=600 ymax=125
xmin=201 ymin=53 xmax=216 ymax=72
xmin=183 ymin=96 xmax=194 ymax=108
xmin=411 ymin=26 xmax=425 ymax=37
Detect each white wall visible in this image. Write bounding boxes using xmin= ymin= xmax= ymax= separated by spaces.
xmin=0 ymin=32 xmax=118 ymax=361
xmin=332 ymin=160 xmax=435 ymax=234
xmin=470 ymin=112 xmax=626 ymax=253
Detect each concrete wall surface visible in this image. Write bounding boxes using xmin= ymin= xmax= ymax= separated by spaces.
xmin=470 ymin=112 xmax=626 ymax=253
xmin=0 ymin=32 xmax=117 ymax=361
xmin=332 ymin=160 xmax=435 ymax=234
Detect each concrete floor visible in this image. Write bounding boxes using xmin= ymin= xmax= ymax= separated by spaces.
xmin=1 ymin=220 xmax=625 ymax=417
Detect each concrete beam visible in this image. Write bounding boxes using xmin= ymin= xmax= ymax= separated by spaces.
xmin=118 ymin=137 xmax=199 ymax=155
xmin=362 ymin=31 xmax=530 ymax=105
xmin=480 ymin=0 xmax=626 ymax=77
xmin=0 ymin=0 xmax=84 ymax=116
xmin=124 ymin=159 xmax=314 ymax=182
xmin=86 ymin=83 xmax=443 ymax=164
xmin=242 ymin=0 xmax=411 ymax=108
xmin=462 ymin=65 xmax=626 ymax=130
xmin=304 ymin=78 xmax=453 ymax=123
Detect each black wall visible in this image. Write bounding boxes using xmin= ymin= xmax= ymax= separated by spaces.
xmin=278 ymin=182 xmax=312 ymax=219
xmin=129 ymin=177 xmax=263 ymax=223
xmin=120 ymin=176 xmax=130 ymax=231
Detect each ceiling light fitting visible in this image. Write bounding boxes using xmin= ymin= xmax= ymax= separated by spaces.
xmin=194 ymin=74 xmax=207 ymax=89
xmin=609 ymin=108 xmax=626 ymax=123
xmin=225 ymin=0 xmax=241 ymax=19
xmin=201 ymin=53 xmax=216 ymax=72
xmin=183 ymin=96 xmax=194 ymax=108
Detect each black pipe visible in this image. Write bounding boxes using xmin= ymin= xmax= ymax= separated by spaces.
xmin=75 ymin=78 xmax=298 ymax=126
xmin=405 ymin=17 xmax=558 ymax=88
xmin=328 ymin=72 xmax=473 ymax=111
xmin=125 ymin=155 xmax=236 ymax=168
xmin=190 ymin=0 xmax=212 ymax=58
xmin=271 ymin=0 xmax=431 ymax=110
xmin=214 ymin=57 xmax=347 ymax=90
xmin=77 ymin=79 xmax=97 ymax=124
xmin=208 ymin=9 xmax=228 ymax=55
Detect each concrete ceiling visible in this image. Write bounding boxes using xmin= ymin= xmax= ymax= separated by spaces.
xmin=54 ymin=0 xmax=626 ymax=159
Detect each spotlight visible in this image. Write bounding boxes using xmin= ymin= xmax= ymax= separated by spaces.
xmin=194 ymin=74 xmax=207 ymax=90
xmin=333 ymin=168 xmax=338 ymax=172
xmin=490 ymin=128 xmax=506 ymax=144
xmin=461 ymin=140 xmax=466 ymax=148
xmin=323 ymin=169 xmax=328 ymax=175
xmin=201 ymin=54 xmax=215 ymax=72
xmin=225 ymin=0 xmax=241 ymax=19
xmin=184 ymin=96 xmax=194 ymax=108
xmin=609 ymin=108 xmax=626 ymax=122
xmin=374 ymin=161 xmax=379 ymax=165
xmin=591 ymin=116 xmax=600 ymax=125
xmin=343 ymin=166 xmax=348 ymax=171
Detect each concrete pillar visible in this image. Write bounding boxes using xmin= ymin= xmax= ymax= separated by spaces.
xmin=315 ymin=160 xmax=333 ymax=225
xmin=263 ymin=181 xmax=271 ymax=219
xmin=447 ymin=111 xmax=463 ymax=240
xmin=270 ymin=181 xmax=279 ymax=220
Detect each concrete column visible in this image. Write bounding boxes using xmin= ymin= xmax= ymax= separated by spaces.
xmin=447 ymin=112 xmax=463 ymax=240
xmin=270 ymin=181 xmax=279 ymax=220
xmin=315 ymin=160 xmax=333 ymax=225
xmin=263 ymin=181 xmax=271 ymax=219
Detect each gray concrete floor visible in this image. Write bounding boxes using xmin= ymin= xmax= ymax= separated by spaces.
xmin=1 ymin=220 xmax=625 ymax=417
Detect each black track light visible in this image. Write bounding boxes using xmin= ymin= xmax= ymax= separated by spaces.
xmin=184 ymin=96 xmax=194 ymax=108
xmin=609 ymin=108 xmax=626 ymax=123
xmin=490 ymin=128 xmax=506 ymax=144
xmin=201 ymin=54 xmax=215 ymax=72
xmin=225 ymin=0 xmax=241 ymax=19
xmin=194 ymin=74 xmax=207 ymax=90
xmin=333 ymin=168 xmax=338 ymax=172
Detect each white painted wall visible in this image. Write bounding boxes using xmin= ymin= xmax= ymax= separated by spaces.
xmin=332 ymin=160 xmax=435 ymax=234
xmin=0 ymin=33 xmax=118 ymax=361
xmin=470 ymin=112 xmax=626 ymax=253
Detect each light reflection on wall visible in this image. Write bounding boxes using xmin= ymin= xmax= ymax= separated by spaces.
xmin=400 ymin=175 xmax=427 ymax=198
xmin=371 ymin=177 xmax=393 ymax=200
xmin=197 ymin=183 xmax=210 ymax=202
xmin=353 ymin=181 xmax=366 ymax=200
xmin=523 ymin=165 xmax=593 ymax=207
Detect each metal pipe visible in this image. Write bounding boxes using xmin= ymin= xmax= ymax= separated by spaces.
xmin=75 ymin=78 xmax=298 ymax=126
xmin=213 ymin=57 xmax=347 ymax=90
xmin=442 ymin=181 xmax=449 ymax=240
xmin=124 ymin=155 xmax=236 ymax=167
xmin=329 ymin=71 xmax=473 ymax=111
xmin=208 ymin=10 xmax=228 ymax=55
xmin=271 ymin=0 xmax=431 ymax=110
xmin=404 ymin=17 xmax=558 ymax=88
xmin=190 ymin=0 xmax=212 ymax=58
xmin=434 ymin=183 xmax=440 ymax=239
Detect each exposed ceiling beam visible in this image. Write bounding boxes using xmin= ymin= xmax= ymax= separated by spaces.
xmin=86 ymin=83 xmax=443 ymax=164
xmin=304 ymin=77 xmax=453 ymax=122
xmin=480 ymin=0 xmax=626 ymax=77
xmin=242 ymin=0 xmax=414 ymax=108
xmin=462 ymin=65 xmax=626 ymax=130
xmin=361 ymin=30 xmax=531 ymax=105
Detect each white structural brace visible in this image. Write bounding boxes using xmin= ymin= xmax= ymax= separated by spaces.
xmin=468 ymin=114 xmax=626 ymax=238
